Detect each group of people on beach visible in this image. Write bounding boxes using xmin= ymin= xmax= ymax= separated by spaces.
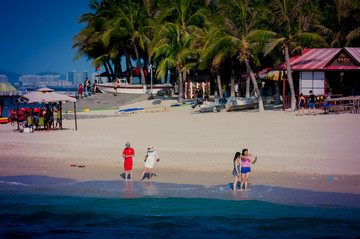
xmin=78 ymin=77 xmax=98 ymax=100
xmin=22 ymin=104 xmax=62 ymax=131
xmin=232 ymin=149 xmax=257 ymax=191
xmin=121 ymin=141 xmax=257 ymax=191
xmin=122 ymin=142 xmax=159 ymax=182
xmin=297 ymin=90 xmax=318 ymax=116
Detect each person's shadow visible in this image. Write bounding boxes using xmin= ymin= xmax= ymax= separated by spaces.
xmin=119 ymin=173 xmax=157 ymax=180
xmin=140 ymin=173 xmax=157 ymax=180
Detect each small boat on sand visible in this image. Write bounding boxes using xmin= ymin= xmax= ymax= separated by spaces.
xmin=196 ymin=96 xmax=259 ymax=113
xmin=225 ymin=96 xmax=259 ymax=111
xmin=96 ymin=79 xmax=173 ymax=94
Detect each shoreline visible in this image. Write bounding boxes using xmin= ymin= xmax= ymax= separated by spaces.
xmin=0 ymin=156 xmax=359 ymax=194
xmin=1 ymin=98 xmax=359 ymax=195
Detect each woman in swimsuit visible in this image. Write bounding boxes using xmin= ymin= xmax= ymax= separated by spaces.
xmin=240 ymin=148 xmax=257 ymax=191
xmin=232 ymin=152 xmax=241 ymax=191
xmin=298 ymin=93 xmax=306 ymax=116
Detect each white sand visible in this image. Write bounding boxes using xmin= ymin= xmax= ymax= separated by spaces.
xmin=1 ymin=98 xmax=359 ymax=193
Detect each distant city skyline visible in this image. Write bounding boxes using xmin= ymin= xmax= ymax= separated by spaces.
xmin=0 ymin=1 xmax=97 ymax=75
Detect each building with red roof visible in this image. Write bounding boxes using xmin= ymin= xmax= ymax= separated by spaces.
xmin=276 ymin=47 xmax=360 ymax=98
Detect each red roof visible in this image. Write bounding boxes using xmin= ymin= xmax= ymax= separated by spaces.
xmin=276 ymin=48 xmax=360 ymax=71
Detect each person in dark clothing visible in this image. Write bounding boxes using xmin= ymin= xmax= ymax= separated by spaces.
xmin=308 ymin=90 xmax=316 ymax=116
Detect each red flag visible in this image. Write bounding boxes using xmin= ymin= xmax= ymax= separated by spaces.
xmin=96 ymin=67 xmax=101 ymax=71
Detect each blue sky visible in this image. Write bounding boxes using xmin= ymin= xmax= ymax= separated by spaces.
xmin=0 ymin=0 xmax=97 ymax=75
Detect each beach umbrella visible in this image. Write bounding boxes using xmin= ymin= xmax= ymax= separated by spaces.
xmin=260 ymin=71 xmax=284 ymax=81
xmin=0 ymin=82 xmax=17 ymax=92
xmin=37 ymin=87 xmax=54 ymax=92
xmin=21 ymin=91 xmax=76 ymax=104
xmin=20 ymin=90 xmax=78 ymax=131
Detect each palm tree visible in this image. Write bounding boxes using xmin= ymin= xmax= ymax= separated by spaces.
xmin=217 ymin=0 xmax=276 ymax=111
xmin=73 ymin=0 xmax=119 ymax=83
xmin=317 ymin=0 xmax=360 ymax=47
xmin=196 ymin=11 xmax=230 ymax=98
xmin=153 ymin=0 xmax=208 ymax=101
xmin=261 ymin=0 xmax=326 ymax=111
xmin=154 ymin=23 xmax=197 ymax=101
xmin=102 ymin=0 xmax=148 ymax=87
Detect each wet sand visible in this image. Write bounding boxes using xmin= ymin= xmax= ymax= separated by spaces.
xmin=1 ymin=98 xmax=359 ymax=194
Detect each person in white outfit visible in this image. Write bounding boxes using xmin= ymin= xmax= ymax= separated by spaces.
xmin=139 ymin=146 xmax=159 ymax=181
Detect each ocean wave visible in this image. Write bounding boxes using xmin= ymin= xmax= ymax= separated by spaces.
xmin=0 ymin=176 xmax=359 ymax=209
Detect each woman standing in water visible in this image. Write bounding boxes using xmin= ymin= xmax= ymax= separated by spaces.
xmin=232 ymin=152 xmax=241 ymax=191
xmin=139 ymin=146 xmax=159 ymax=181
xmin=240 ymin=149 xmax=257 ymax=191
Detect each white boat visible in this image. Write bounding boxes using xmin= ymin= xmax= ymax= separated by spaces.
xmin=96 ymin=79 xmax=173 ymax=94
xmin=225 ymin=96 xmax=259 ymax=111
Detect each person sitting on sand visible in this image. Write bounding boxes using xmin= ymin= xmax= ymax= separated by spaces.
xmin=140 ymin=146 xmax=159 ymax=181
xmin=240 ymin=148 xmax=257 ymax=191
xmin=232 ymin=152 xmax=241 ymax=191
xmin=122 ymin=142 xmax=135 ymax=181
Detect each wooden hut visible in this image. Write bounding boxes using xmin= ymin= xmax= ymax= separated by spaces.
xmin=276 ymin=47 xmax=360 ymax=109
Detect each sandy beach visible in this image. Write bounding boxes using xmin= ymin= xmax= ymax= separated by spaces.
xmin=1 ymin=98 xmax=359 ymax=194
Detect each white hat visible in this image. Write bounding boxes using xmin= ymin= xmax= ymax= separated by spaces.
xmin=147 ymin=146 xmax=155 ymax=151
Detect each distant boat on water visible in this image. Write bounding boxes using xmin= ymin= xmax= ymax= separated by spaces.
xmin=96 ymin=79 xmax=172 ymax=94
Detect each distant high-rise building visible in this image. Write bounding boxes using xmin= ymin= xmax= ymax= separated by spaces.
xmin=79 ymin=70 xmax=89 ymax=83
xmin=89 ymin=72 xmax=98 ymax=83
xmin=67 ymin=71 xmax=77 ymax=86
xmin=19 ymin=75 xmax=40 ymax=86
xmin=0 ymin=75 xmax=8 ymax=83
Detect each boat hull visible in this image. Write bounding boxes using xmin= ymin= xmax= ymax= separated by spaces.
xmin=226 ymin=96 xmax=259 ymax=111
xmin=96 ymin=83 xmax=172 ymax=94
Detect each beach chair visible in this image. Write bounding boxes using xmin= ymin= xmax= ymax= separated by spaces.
xmin=26 ymin=116 xmax=34 ymax=133
xmin=37 ymin=117 xmax=45 ymax=130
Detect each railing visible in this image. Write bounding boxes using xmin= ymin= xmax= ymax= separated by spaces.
xmin=283 ymin=95 xmax=326 ymax=110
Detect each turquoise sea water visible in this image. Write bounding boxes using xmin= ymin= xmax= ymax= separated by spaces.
xmin=0 ymin=176 xmax=359 ymax=238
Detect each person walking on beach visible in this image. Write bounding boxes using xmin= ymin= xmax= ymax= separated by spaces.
xmin=78 ymin=83 xmax=83 ymax=100
xmin=122 ymin=142 xmax=135 ymax=181
xmin=140 ymin=146 xmax=159 ymax=181
xmin=114 ymin=80 xmax=119 ymax=96
xmin=298 ymin=93 xmax=306 ymax=116
xmin=232 ymin=152 xmax=241 ymax=191
xmin=84 ymin=78 xmax=90 ymax=97
xmin=93 ymin=79 xmax=97 ymax=94
xmin=240 ymin=148 xmax=257 ymax=191
xmin=308 ymin=90 xmax=316 ymax=116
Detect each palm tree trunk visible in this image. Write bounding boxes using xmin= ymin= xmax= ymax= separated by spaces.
xmin=230 ymin=76 xmax=235 ymax=97
xmin=246 ymin=72 xmax=250 ymax=98
xmin=230 ymin=60 xmax=235 ymax=97
xmin=177 ymin=69 xmax=184 ymax=102
xmin=216 ymin=72 xmax=223 ymax=98
xmin=103 ymin=63 xmax=112 ymax=83
xmin=106 ymin=59 xmax=115 ymax=81
xmin=132 ymin=42 xmax=147 ymax=88
xmin=122 ymin=44 xmax=133 ymax=84
xmin=244 ymin=57 xmax=264 ymax=112
xmin=284 ymin=46 xmax=296 ymax=111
